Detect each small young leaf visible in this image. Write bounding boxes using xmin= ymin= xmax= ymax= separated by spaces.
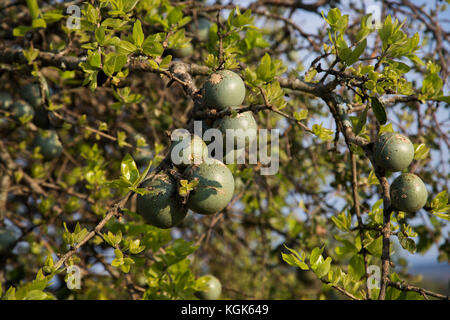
xmin=370 ymin=96 xmax=387 ymax=125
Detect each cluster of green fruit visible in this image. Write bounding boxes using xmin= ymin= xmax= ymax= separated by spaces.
xmin=135 ymin=70 xmax=250 ymax=299
xmin=374 ymin=132 xmax=428 ymax=212
xmin=0 ymin=83 xmax=63 ymax=161
xmin=136 ymin=69 xmax=252 ymax=229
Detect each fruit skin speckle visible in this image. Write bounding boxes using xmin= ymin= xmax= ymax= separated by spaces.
xmin=390 ymin=173 xmax=428 ymax=212
xmin=374 ymin=132 xmax=415 ymax=172
xmin=204 ymin=70 xmax=246 ymax=110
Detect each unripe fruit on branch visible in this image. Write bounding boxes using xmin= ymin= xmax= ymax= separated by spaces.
xmin=33 ymin=130 xmax=63 ymax=160
xmin=374 ymin=133 xmax=414 ymax=172
xmin=0 ymin=228 xmax=16 ymax=254
xmin=0 ymin=92 xmax=13 ymax=110
xmin=11 ymin=99 xmax=35 ymax=122
xmin=173 ymin=43 xmax=194 ymax=58
xmin=287 ymin=50 xmax=299 ymax=62
xmin=136 ymin=173 xmax=187 ymax=229
xmin=390 ymin=173 xmax=428 ymax=212
xmin=213 ymin=111 xmax=257 ymax=150
xmin=195 ymin=274 xmax=222 ymax=300
xmin=20 ymin=83 xmax=42 ymax=108
xmin=191 ymin=18 xmax=211 ymax=42
xmin=204 ymin=70 xmax=246 ymax=110
xmin=184 ymin=158 xmax=234 ymax=215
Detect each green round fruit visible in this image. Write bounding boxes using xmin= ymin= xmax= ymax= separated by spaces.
xmin=11 ymin=99 xmax=35 ymax=123
xmin=390 ymin=173 xmax=428 ymax=212
xmin=0 ymin=228 xmax=16 ymax=254
xmin=287 ymin=50 xmax=299 ymax=62
xmin=20 ymin=82 xmax=42 ymax=108
xmin=213 ymin=111 xmax=257 ymax=150
xmin=184 ymin=158 xmax=234 ymax=215
xmin=33 ymin=129 xmax=63 ymax=160
xmin=195 ymin=274 xmax=222 ymax=300
xmin=204 ymin=70 xmax=246 ymax=110
xmin=136 ymin=173 xmax=187 ymax=229
xmin=174 ymin=43 xmax=194 ymax=58
xmin=374 ymin=133 xmax=414 ymax=172
xmin=170 ymin=134 xmax=208 ymax=167
xmin=0 ymin=91 xmax=13 ymax=110
xmin=191 ymin=18 xmax=211 ymax=42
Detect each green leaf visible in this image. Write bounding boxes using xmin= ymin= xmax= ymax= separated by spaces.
xmin=281 ymin=246 xmax=309 ymax=270
xmin=95 ymin=27 xmax=106 ymax=45
xmin=133 ymin=19 xmax=144 ymax=47
xmin=103 ymin=53 xmax=127 ymax=76
xmin=353 ymin=104 xmax=369 ymax=135
xmin=433 ymin=96 xmax=450 ymax=104
xmin=123 ymin=0 xmax=139 ymax=13
xmin=348 ymin=255 xmax=365 ymax=280
xmin=379 ymin=123 xmax=394 ymax=135
xmin=142 ymin=37 xmax=164 ymax=57
xmin=88 ymin=51 xmax=101 ymax=68
xmin=32 ymin=18 xmax=47 ymax=28
xmin=43 ymin=10 xmax=64 ymax=24
xmin=304 ymin=68 xmax=318 ymax=82
xmin=398 ymin=233 xmax=416 ymax=254
xmin=331 ymin=210 xmax=352 ymax=231
xmin=414 ymin=143 xmax=429 ymax=160
xmin=256 ymin=53 xmax=276 ymax=82
xmin=23 ymin=47 xmax=40 ymax=64
xmin=293 ymin=109 xmax=308 ymax=121
xmin=309 ymin=247 xmax=324 ymax=267
xmin=346 ymin=39 xmax=367 ymax=65
xmin=13 ymin=26 xmax=33 ymax=37
xmin=312 ymin=123 xmax=334 ymax=141
xmin=121 ymin=153 xmax=139 ymax=184
xmin=370 ymin=96 xmax=387 ymax=125
xmin=429 ymin=190 xmax=450 ymax=220
xmin=314 ymin=256 xmax=332 ymax=278
xmin=167 ymin=7 xmax=183 ymax=26
xmin=24 ymin=290 xmax=51 ymax=300
xmin=26 ymin=0 xmax=40 ymax=20
xmin=116 ymin=40 xmax=137 ymax=54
